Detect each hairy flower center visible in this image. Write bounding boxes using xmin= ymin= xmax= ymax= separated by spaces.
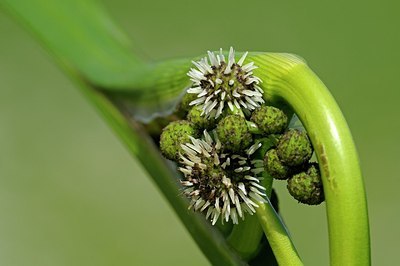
xmin=187 ymin=47 xmax=265 ymax=118
xmin=178 ymin=130 xmax=266 ymax=225
xmin=201 ymin=62 xmax=250 ymax=102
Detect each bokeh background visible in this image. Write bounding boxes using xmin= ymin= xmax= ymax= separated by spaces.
xmin=0 ymin=0 xmax=398 ymax=265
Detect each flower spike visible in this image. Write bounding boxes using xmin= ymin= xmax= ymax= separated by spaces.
xmin=187 ymin=47 xmax=265 ymax=118
xmin=178 ymin=130 xmax=265 ymax=225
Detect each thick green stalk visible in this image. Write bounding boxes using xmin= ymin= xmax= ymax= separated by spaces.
xmin=250 ymin=53 xmax=370 ymax=265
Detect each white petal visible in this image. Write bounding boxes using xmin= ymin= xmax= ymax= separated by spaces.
xmin=198 ymin=89 xmax=208 ymax=97
xmin=233 ymin=99 xmax=241 ymax=109
xmin=189 ymin=97 xmax=206 ymax=106
xmin=237 ymin=51 xmax=248 ymax=66
xmin=207 ymin=51 xmax=218 ymax=66
xmin=200 ymin=201 xmax=211 ymax=212
xmin=230 ymin=208 xmax=238 ymax=224
xmin=187 ymin=87 xmax=202 ymax=93
xmin=232 ymin=89 xmax=240 ymax=98
xmin=205 ymin=100 xmax=218 ymax=114
xmin=221 ymin=91 xmax=226 ymax=101
xmin=242 ymin=62 xmax=254 ymax=72
xmin=219 ymin=48 xmax=226 ymax=62
xmin=227 ymin=101 xmax=234 ymax=111
xmin=216 ymin=101 xmax=224 ymax=118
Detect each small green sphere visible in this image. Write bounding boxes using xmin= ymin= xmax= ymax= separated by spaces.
xmin=216 ymin=115 xmax=252 ymax=152
xmin=264 ymin=149 xmax=290 ymax=180
xmin=187 ymin=105 xmax=216 ymax=130
xmin=159 ymin=120 xmax=197 ymax=161
xmin=287 ymin=164 xmax=324 ymax=205
xmin=250 ymin=105 xmax=288 ymax=134
xmin=277 ymin=129 xmax=313 ymax=166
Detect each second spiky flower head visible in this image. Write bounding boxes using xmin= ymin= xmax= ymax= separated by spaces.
xmin=187 ymin=47 xmax=265 ymax=118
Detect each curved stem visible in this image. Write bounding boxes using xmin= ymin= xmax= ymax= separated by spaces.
xmin=256 ymin=199 xmax=303 ymax=266
xmin=257 ymin=138 xmax=302 ymax=265
xmin=251 ymin=53 xmax=370 ymax=265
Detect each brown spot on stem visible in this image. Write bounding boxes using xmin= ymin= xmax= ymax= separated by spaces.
xmin=317 ymin=143 xmax=337 ymax=191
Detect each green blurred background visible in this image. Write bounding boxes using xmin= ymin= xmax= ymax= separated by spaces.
xmin=0 ymin=0 xmax=398 ymax=265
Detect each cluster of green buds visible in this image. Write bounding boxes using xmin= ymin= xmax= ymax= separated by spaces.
xmin=159 ymin=47 xmax=324 ymax=225
xmin=263 ymin=127 xmax=324 ymax=205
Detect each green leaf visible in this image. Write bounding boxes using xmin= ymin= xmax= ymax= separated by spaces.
xmin=2 ymin=0 xmax=142 ymax=86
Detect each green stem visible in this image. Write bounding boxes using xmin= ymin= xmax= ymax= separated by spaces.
xmin=257 ymin=138 xmax=302 ymax=265
xmin=251 ymin=53 xmax=370 ymax=265
xmin=255 ymin=198 xmax=302 ymax=266
xmin=227 ymin=214 xmax=263 ymax=260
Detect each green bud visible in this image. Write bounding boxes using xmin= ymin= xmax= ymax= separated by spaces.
xmin=287 ymin=164 xmax=324 ymax=205
xmin=250 ymin=105 xmax=288 ymax=135
xmin=264 ymin=149 xmax=290 ymax=180
xmin=187 ymin=105 xmax=216 ymax=130
xmin=216 ymin=115 xmax=252 ymax=152
xmin=277 ymin=129 xmax=312 ymax=166
xmin=176 ymin=92 xmax=198 ymax=116
xmin=159 ymin=120 xmax=197 ymax=161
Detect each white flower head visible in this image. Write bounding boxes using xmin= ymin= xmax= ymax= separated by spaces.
xmin=187 ymin=47 xmax=265 ymax=118
xmin=178 ymin=130 xmax=266 ymax=225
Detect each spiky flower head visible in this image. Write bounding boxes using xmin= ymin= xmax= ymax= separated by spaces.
xmin=251 ymin=105 xmax=288 ymax=135
xmin=178 ymin=130 xmax=266 ymax=225
xmin=264 ymin=149 xmax=290 ymax=180
xmin=187 ymin=47 xmax=265 ymax=118
xmin=287 ymin=163 xmax=325 ymax=205
xmin=277 ymin=129 xmax=313 ymax=167
xmin=216 ymin=114 xmax=252 ymax=152
xmin=159 ymin=120 xmax=198 ymax=161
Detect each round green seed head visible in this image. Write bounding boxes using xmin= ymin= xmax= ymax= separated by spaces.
xmin=264 ymin=149 xmax=290 ymax=180
xmin=187 ymin=105 xmax=216 ymax=130
xmin=159 ymin=120 xmax=197 ymax=161
xmin=250 ymin=105 xmax=288 ymax=134
xmin=287 ymin=163 xmax=324 ymax=205
xmin=216 ymin=115 xmax=252 ymax=152
xmin=277 ymin=129 xmax=313 ymax=166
